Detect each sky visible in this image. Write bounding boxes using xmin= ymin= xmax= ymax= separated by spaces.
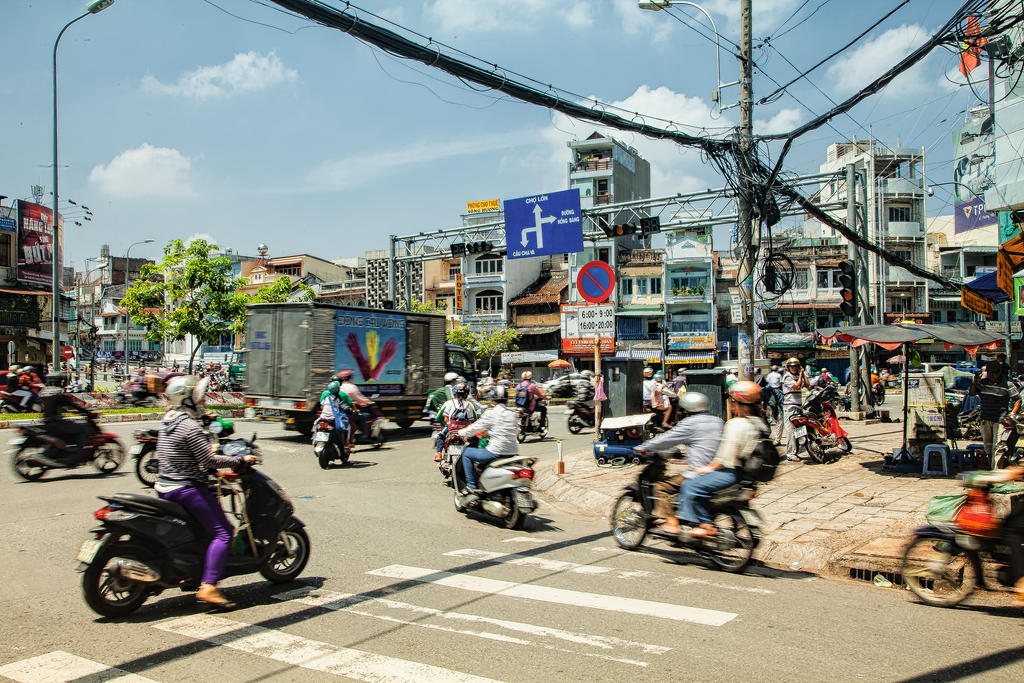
xmin=0 ymin=0 xmax=980 ymax=271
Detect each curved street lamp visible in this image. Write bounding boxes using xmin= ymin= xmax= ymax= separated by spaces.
xmin=52 ymin=0 xmax=115 ymax=374
xmin=123 ymin=238 xmax=155 ymax=377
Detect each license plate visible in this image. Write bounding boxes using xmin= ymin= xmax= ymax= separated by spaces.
xmin=77 ymin=538 xmax=104 ymax=564
xmin=129 ymin=444 xmax=144 ymax=456
xmin=794 ymin=426 xmax=807 ymax=439
xmin=314 ymin=432 xmax=330 ymax=442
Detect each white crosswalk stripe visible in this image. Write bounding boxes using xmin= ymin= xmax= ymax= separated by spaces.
xmin=273 ymin=586 xmax=670 ymax=668
xmin=0 ymin=651 xmax=157 ymax=683
xmin=154 ymin=613 xmax=500 ymax=683
xmin=445 ymin=548 xmax=776 ymax=595
xmin=366 ymin=564 xmax=738 ymax=626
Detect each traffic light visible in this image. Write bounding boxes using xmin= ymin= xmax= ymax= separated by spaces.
xmin=451 ymin=241 xmax=493 ymax=256
xmin=640 ymin=216 xmax=661 ymax=235
xmin=837 ymin=259 xmax=857 ymax=318
xmin=450 ymin=242 xmax=466 ymax=257
xmin=601 ymin=223 xmax=637 ymax=237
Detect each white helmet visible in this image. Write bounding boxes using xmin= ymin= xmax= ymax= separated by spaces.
xmin=679 ymin=391 xmax=709 ymax=415
xmin=522 ymin=371 xmax=533 ymax=380
xmin=444 ymin=372 xmax=459 ymax=383
xmin=165 ymin=375 xmax=210 ymax=418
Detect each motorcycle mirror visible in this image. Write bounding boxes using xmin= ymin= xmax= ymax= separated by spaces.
xmin=208 ymin=420 xmax=223 ymax=435
xmin=251 ymin=432 xmax=257 ymax=443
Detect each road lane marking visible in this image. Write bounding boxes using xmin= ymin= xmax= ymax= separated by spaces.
xmin=365 ymin=565 xmax=738 ymax=626
xmin=445 ymin=548 xmax=775 ymax=595
xmin=154 ymin=614 xmax=499 ymax=683
xmin=273 ymin=586 xmax=669 ymax=666
xmin=0 ymin=651 xmax=156 ymax=683
xmin=501 ymin=537 xmax=545 ymax=543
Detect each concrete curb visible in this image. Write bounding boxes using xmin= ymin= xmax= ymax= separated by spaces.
xmin=0 ymin=408 xmax=253 ymax=430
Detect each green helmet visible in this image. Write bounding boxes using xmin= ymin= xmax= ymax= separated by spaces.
xmin=327 ymin=381 xmax=341 ymax=396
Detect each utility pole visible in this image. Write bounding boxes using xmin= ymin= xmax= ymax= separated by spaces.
xmin=846 ymin=164 xmax=861 ymax=414
xmin=737 ymin=0 xmax=755 ymax=379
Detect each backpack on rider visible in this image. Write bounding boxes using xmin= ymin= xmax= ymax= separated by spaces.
xmin=514 ymin=382 xmax=530 ymax=408
xmin=740 ymin=420 xmax=781 ymax=483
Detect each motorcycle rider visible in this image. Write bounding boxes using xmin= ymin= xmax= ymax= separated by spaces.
xmin=456 ymin=385 xmax=519 ymax=502
xmin=155 ymin=375 xmax=258 ymax=610
xmin=777 ymin=357 xmax=807 ymax=461
xmin=515 ymin=371 xmax=548 ymax=427
xmin=642 ymin=367 xmax=655 ymax=411
xmin=12 ymin=366 xmax=41 ymax=409
xmin=425 ymin=371 xmax=461 ymax=419
xmin=319 ymin=381 xmax=354 ymax=448
xmin=34 ymin=392 xmax=98 ymax=467
xmin=970 ymin=360 xmax=1019 ymax=468
xmin=679 ymin=381 xmax=768 ymax=538
xmin=651 ymin=371 xmax=675 ymax=429
xmin=433 ymin=382 xmax=479 ymax=462
xmin=634 ymin=392 xmax=725 ymax=536
xmin=337 ymin=369 xmax=383 ymax=439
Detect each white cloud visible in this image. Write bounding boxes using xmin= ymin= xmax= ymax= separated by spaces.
xmin=755 ymin=108 xmax=802 ymax=135
xmin=88 ymin=144 xmax=195 ymax=198
xmin=827 ymin=24 xmax=931 ymax=96
xmin=613 ymin=0 xmax=676 ymax=43
xmin=425 ymin=0 xmax=593 ymax=33
xmin=142 ymin=52 xmax=297 ymax=100
xmin=303 ymin=130 xmax=539 ymax=192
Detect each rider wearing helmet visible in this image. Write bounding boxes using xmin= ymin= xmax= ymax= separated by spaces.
xmin=651 ymin=371 xmax=676 ymax=429
xmin=425 ymin=371 xmax=461 ymax=419
xmin=433 ymin=382 xmax=480 ymax=461
xmin=635 ymin=392 xmax=724 ymax=536
xmin=12 ymin=366 xmax=41 ymax=409
xmin=679 ymin=381 xmax=768 ymax=538
xmin=642 ymin=367 xmax=655 ymax=411
xmin=515 ymin=371 xmax=548 ymax=425
xmin=156 ymin=375 xmax=258 ymax=609
xmin=336 ymin=369 xmax=381 ymax=438
xmin=779 ymin=357 xmax=807 ymax=462
xmin=457 ymin=385 xmax=519 ymax=501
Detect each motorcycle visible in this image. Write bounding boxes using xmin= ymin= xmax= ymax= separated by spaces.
xmin=993 ymin=412 xmax=1024 ymax=468
xmin=790 ymin=387 xmax=851 ymax=464
xmin=77 ymin=436 xmax=311 ymax=617
xmin=350 ymin=404 xmax=386 ymax=450
xmin=0 ymin=388 xmax=43 ymax=414
xmin=313 ymin=416 xmax=353 ymax=469
xmin=132 ymin=416 xmax=237 ymax=487
xmin=873 ymin=380 xmax=886 ymax=406
xmin=958 ymin=406 xmax=982 ymax=441
xmin=901 ymin=473 xmax=1017 ymax=607
xmin=451 ymin=449 xmax=537 ymax=529
xmin=436 ymin=418 xmax=475 ymax=483
xmin=566 ymin=399 xmax=595 ymax=434
xmin=516 ymin=401 xmax=549 ymax=442
xmin=9 ymin=416 xmax=125 ymax=481
xmin=116 ymin=384 xmax=160 ymax=407
xmin=609 ymin=451 xmax=762 ymax=573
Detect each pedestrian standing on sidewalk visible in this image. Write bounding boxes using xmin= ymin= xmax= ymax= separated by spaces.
xmin=970 ymin=360 xmax=1019 ymax=468
xmin=765 ymin=365 xmax=783 ymax=422
xmin=777 ymin=358 xmax=807 ymax=461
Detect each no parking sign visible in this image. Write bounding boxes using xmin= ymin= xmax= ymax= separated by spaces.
xmin=576 ymin=261 xmax=615 ymax=304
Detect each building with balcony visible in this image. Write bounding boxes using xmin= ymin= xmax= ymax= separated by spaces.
xmin=239 ymin=250 xmax=348 ymax=298
xmin=317 ymin=260 xmax=367 ymax=308
xmin=424 ymin=256 xmax=462 ymax=328
xmin=615 ymin=248 xmax=665 ymax=358
xmin=809 ymin=140 xmax=929 ymax=319
xmin=663 ymin=233 xmax=716 ymax=367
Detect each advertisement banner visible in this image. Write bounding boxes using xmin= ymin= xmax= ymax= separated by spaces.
xmin=961 ymin=286 xmax=993 ymax=318
xmin=500 ymin=350 xmax=559 ymax=364
xmin=667 ymin=332 xmax=716 ymax=351
xmin=561 ymin=338 xmax=614 ymax=355
xmin=955 ymin=197 xmax=998 ymax=234
xmin=0 ymin=216 xmax=15 ymax=233
xmin=953 ymin=111 xmax=996 ymax=234
xmin=334 ymin=310 xmax=407 ymax=395
xmin=455 ymin=273 xmax=463 ymax=312
xmin=17 ymin=200 xmax=60 ymax=284
xmin=1015 ymin=277 xmax=1024 ymax=316
xmin=998 ymin=250 xmax=1014 ymax=297
xmin=466 ymin=199 xmax=500 ymax=214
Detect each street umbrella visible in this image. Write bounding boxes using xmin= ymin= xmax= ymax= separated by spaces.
xmin=548 ymin=359 xmax=572 ymax=369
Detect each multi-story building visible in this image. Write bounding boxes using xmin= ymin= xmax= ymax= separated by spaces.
xmin=423 ymin=256 xmax=462 ymax=327
xmin=810 ymin=140 xmax=929 ymax=321
xmin=507 ymin=266 xmax=568 ymax=365
xmin=317 ymin=260 xmax=367 ymax=308
xmin=615 ymin=248 xmax=665 ymax=361
xmin=365 ymin=248 xmax=425 ymax=310
xmin=239 ymin=249 xmax=348 ymax=298
xmin=663 ymin=233 xmax=716 ymax=367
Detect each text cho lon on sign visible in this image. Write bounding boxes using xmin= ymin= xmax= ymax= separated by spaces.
xmin=504 ymin=188 xmax=584 ymax=260
xmin=576 ymin=260 xmax=616 ymax=304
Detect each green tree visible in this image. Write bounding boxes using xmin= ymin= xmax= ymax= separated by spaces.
xmin=476 ymin=328 xmax=520 ymax=374
xmin=446 ymin=326 xmax=479 ymax=353
xmin=409 ymin=298 xmax=445 ymax=314
xmin=122 ymin=238 xmax=249 ymax=372
xmin=251 ymin=274 xmax=314 ymax=303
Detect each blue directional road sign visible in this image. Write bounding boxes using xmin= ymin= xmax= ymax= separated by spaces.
xmin=504 ymin=188 xmax=584 ymax=260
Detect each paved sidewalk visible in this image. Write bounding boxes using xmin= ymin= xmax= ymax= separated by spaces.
xmin=534 ymin=421 xmax=1013 ymax=577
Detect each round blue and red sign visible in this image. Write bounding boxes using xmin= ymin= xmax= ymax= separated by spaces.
xmin=576 ymin=260 xmax=616 ymax=303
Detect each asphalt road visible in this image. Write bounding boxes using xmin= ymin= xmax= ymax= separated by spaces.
xmin=0 ymin=414 xmax=1022 ymax=682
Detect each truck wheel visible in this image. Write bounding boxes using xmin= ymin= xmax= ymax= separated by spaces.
xmin=395 ymin=418 xmax=414 ymax=429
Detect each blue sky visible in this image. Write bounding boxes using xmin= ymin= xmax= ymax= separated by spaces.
xmin=1 ymin=0 xmax=977 ymax=270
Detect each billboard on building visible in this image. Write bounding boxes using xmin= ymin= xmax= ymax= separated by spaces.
xmin=953 ymin=112 xmax=996 ymax=233
xmin=17 ymin=200 xmax=61 ymax=284
xmin=466 ymin=199 xmax=500 ymax=214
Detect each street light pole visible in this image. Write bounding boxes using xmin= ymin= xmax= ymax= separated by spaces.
xmin=122 ymin=238 xmax=154 ymax=377
xmin=51 ymin=0 xmax=115 ymax=375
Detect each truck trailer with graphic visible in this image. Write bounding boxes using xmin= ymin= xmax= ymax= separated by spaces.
xmin=242 ymin=302 xmax=474 ymax=433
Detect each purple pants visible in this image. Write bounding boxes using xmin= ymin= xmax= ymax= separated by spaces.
xmin=158 ymin=485 xmax=233 ymax=585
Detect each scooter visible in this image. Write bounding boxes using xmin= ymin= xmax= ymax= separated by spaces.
xmin=9 ymin=416 xmax=125 ymax=481
xmin=516 ymin=401 xmax=549 ymax=442
xmin=349 ymin=404 xmax=385 ymax=450
xmin=993 ymin=412 xmax=1024 ymax=468
xmin=566 ymin=399 xmax=595 ymax=434
xmin=313 ymin=415 xmax=353 ymax=469
xmin=0 ymin=389 xmax=43 ymax=414
xmin=450 ymin=450 xmax=537 ymax=530
xmin=609 ymin=451 xmax=762 ymax=573
xmin=132 ymin=416 xmax=237 ymax=487
xmin=901 ymin=472 xmax=1017 ymax=607
xmin=77 ymin=436 xmax=311 ymax=617
xmin=436 ymin=418 xmax=475 ymax=483
xmin=116 ymin=384 xmax=159 ymax=407
xmin=790 ymin=387 xmax=851 ymax=464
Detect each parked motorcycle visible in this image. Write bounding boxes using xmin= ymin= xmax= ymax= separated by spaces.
xmin=77 ymin=437 xmax=311 ymax=617
xmin=958 ymin=406 xmax=982 ymax=441
xmin=566 ymin=399 xmax=595 ymax=434
xmin=516 ymin=402 xmax=549 ymax=442
xmin=610 ymin=451 xmax=762 ymax=573
xmin=9 ymin=416 xmax=125 ymax=481
xmin=132 ymin=416 xmax=237 ymax=487
xmin=901 ymin=473 xmax=1017 ymax=607
xmin=451 ymin=450 xmax=537 ymax=529
xmin=790 ymin=387 xmax=851 ymax=464
xmin=993 ymin=413 xmax=1024 ymax=468
xmin=313 ymin=415 xmax=353 ymax=469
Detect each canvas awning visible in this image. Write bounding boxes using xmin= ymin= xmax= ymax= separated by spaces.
xmin=817 ymin=323 xmax=1003 ymax=352
xmin=962 ymin=271 xmax=1010 ymax=304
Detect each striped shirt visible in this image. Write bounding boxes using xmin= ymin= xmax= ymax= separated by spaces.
xmin=458 ymin=403 xmax=519 ymax=456
xmin=156 ymin=413 xmax=242 ymax=489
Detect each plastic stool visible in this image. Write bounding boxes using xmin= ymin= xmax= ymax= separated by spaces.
xmin=922 ymin=445 xmax=950 ymax=475
xmin=964 ymin=444 xmax=988 ymax=470
xmin=948 ymin=449 xmax=966 ymax=471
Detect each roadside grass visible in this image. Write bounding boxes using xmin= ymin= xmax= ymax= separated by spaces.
xmin=0 ymin=405 xmax=241 ymax=421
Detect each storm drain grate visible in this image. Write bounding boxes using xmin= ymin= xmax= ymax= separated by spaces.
xmin=848 ymin=567 xmax=909 ymax=587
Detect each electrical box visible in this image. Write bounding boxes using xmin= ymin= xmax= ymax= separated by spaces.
xmin=681 ymin=368 xmax=729 ymax=420
xmin=600 ymin=358 xmax=645 ymax=417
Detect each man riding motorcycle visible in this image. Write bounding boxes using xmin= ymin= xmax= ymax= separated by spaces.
xmin=425 ymin=372 xmax=461 ymax=420
xmin=336 ymin=369 xmax=383 ymax=439
xmin=634 ymin=392 xmax=725 ymax=536
xmin=515 ymin=371 xmax=548 ymax=425
xmin=12 ymin=366 xmax=42 ymax=409
xmin=456 ymin=385 xmax=519 ymax=503
xmin=434 ymin=382 xmax=479 ymax=462
xmin=155 ymin=375 xmax=258 ymax=610
xmin=33 ymin=392 xmax=98 ymax=467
